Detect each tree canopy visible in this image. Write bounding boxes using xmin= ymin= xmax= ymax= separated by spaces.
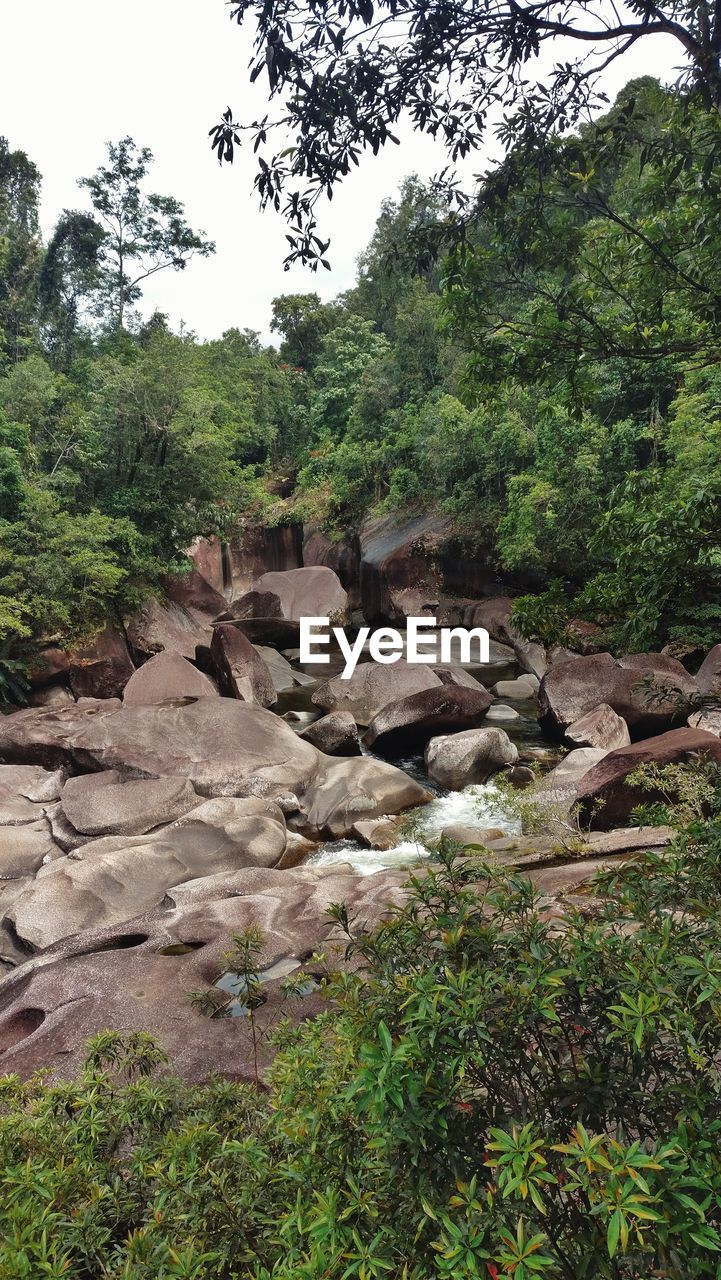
xmin=210 ymin=0 xmax=721 ymax=265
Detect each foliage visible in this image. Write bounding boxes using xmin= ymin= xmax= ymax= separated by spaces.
xmin=212 ymin=0 xmax=721 ymax=268
xmin=77 ymin=137 xmax=215 ymax=329
xmin=4 ymin=840 xmax=721 ymax=1276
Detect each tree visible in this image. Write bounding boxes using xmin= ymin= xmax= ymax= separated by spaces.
xmin=79 ymin=137 xmax=214 ymax=329
xmin=0 ymin=137 xmax=41 ymax=364
xmin=210 ymin=0 xmax=721 ymax=265
xmin=38 ymin=211 xmax=105 ymax=366
xmin=270 ymin=292 xmax=337 ymax=370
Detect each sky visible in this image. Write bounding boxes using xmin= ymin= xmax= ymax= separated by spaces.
xmin=0 ymin=1 xmax=682 ymax=343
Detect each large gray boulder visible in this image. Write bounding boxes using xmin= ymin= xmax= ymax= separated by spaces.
xmin=424 ymin=727 xmax=518 ymax=789
xmin=538 ymin=653 xmax=698 ymax=738
xmin=363 ymin=684 xmax=494 ymax=756
xmin=8 ymin=798 xmax=289 ymax=952
xmin=313 ymin=660 xmax=442 ymax=726
xmin=565 ymin=704 xmax=631 ymax=751
xmin=61 ymin=773 xmax=199 ymax=838
xmin=123 ymin=652 xmax=218 ymax=705
xmin=254 ymin=566 xmax=349 ymax=624
xmin=210 ymin=625 xmax=277 ymax=707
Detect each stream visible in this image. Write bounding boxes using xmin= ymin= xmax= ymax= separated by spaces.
xmin=274 ymin=650 xmax=559 ymax=876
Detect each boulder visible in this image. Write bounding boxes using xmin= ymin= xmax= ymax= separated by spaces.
xmin=125 ymin=596 xmax=214 ymax=663
xmin=162 ymin=568 xmax=227 ymax=619
xmin=486 ymin=704 xmax=520 ymax=722
xmin=463 ymin=597 xmax=547 ymax=679
xmin=66 ymin=627 xmax=135 ymax=700
xmin=299 ymin=711 xmax=361 ymax=756
xmin=303 ymin=528 xmax=360 ymax=608
xmin=424 ymin=727 xmax=518 ymax=788
xmin=253 ymin=566 xmax=349 ymax=624
xmin=575 ymin=728 xmax=721 ymax=828
xmin=210 ymin=625 xmax=276 ymax=707
xmin=536 ymin=748 xmax=609 ymax=812
xmin=255 ymin=646 xmax=315 ymax=691
xmin=441 ymin=824 xmax=508 ymax=846
xmin=351 ymin=817 xmax=403 ymax=849
xmin=61 ymin=774 xmax=199 ymax=837
xmin=364 ymin=685 xmax=494 ymax=756
xmin=215 ymin=589 xmax=282 ymax=622
xmin=0 ymin=765 xmax=65 ymax=805
xmin=29 ymin=685 xmax=75 ymax=708
xmin=313 ymin=660 xmax=442 ymax=726
xmin=695 ymin=644 xmax=721 ymax=696
xmin=123 ymin=652 xmax=219 ymax=705
xmin=28 ymin=645 xmax=69 ymax=688
xmin=538 ymin=653 xmax=698 ymax=738
xmin=0 ymin=698 xmax=321 ymax=802
xmin=8 ymin=798 xmax=290 ymax=951
xmin=299 ymin=757 xmax=430 ymax=839
xmin=216 ymin=618 xmax=301 ymax=649
xmin=491 ymin=675 xmax=539 ymax=699
xmin=565 ymin=704 xmax=631 ymax=751
xmin=689 ymin=709 xmax=721 ymax=737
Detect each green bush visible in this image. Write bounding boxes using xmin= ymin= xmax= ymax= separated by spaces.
xmin=3 ymin=834 xmax=721 ymax=1278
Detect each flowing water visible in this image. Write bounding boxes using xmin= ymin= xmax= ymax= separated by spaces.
xmin=275 ymin=661 xmax=558 ymax=877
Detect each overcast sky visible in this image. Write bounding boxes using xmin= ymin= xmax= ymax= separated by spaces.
xmin=0 ymin=1 xmax=681 ymax=342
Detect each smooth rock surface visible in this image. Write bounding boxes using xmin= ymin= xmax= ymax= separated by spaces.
xmin=425 ymin=727 xmax=518 ymax=788
xmin=300 ymin=711 xmax=361 ymax=756
xmin=364 ymin=684 xmax=494 ymax=755
xmin=254 ymin=566 xmax=349 ymax=624
xmin=8 ymin=798 xmax=290 ymax=951
xmin=210 ymin=625 xmax=276 ymax=707
xmin=575 ymin=728 xmax=721 ymax=827
xmin=123 ymin=652 xmax=219 ymax=705
xmin=66 ymin=627 xmax=135 ymax=700
xmin=313 ymin=660 xmax=442 ymax=726
xmin=0 ymin=698 xmax=321 ymax=801
xmin=61 ymin=774 xmax=199 ymax=837
xmin=565 ymin=703 xmax=631 ymax=751
xmin=538 ymin=653 xmax=698 ymax=737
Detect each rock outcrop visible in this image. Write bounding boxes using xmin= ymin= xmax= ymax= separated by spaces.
xmin=60 ymin=773 xmax=199 ymax=838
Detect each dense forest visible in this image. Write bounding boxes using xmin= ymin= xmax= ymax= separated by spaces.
xmin=1 ymin=75 xmax=721 ymax=693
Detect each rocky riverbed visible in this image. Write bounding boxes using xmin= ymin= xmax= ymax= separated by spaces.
xmin=1 ymin=559 xmax=718 ymax=1083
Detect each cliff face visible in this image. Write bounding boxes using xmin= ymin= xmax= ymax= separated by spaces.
xmin=189 ymin=510 xmax=532 ymax=624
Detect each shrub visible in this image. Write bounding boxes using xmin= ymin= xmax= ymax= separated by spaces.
xmin=2 ymin=842 xmax=721 ymax=1277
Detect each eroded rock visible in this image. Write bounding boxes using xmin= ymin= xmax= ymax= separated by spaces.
xmin=364 ymin=684 xmax=494 ymax=755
